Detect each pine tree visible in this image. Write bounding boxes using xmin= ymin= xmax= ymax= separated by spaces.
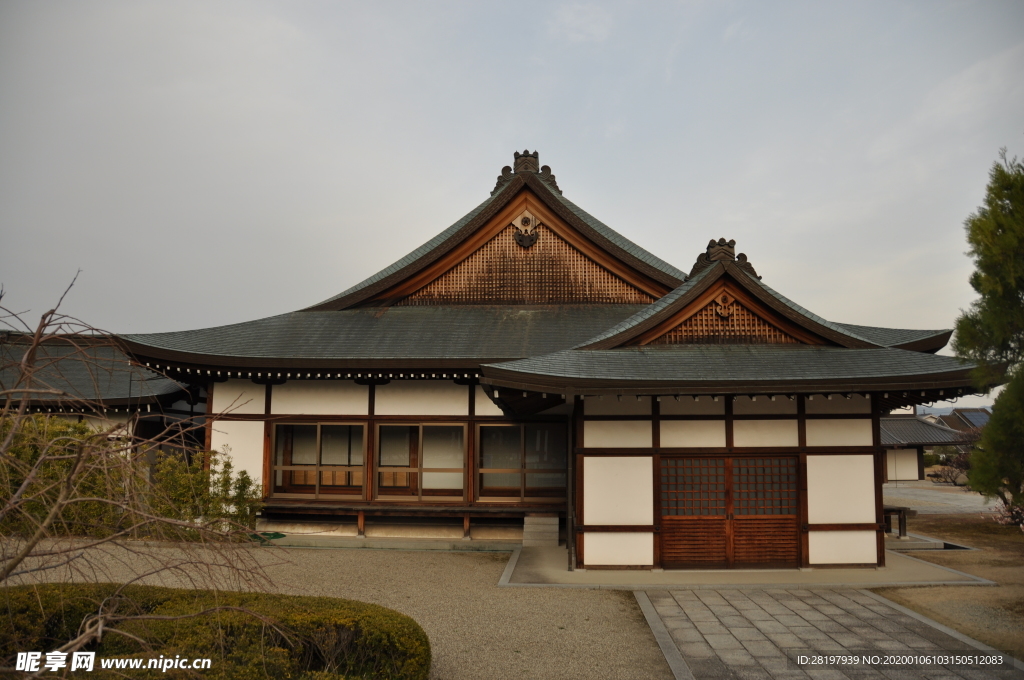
xmin=953 ymin=149 xmax=1024 ymax=518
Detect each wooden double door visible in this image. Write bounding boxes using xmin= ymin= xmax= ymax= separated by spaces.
xmin=659 ymin=456 xmax=800 ymax=568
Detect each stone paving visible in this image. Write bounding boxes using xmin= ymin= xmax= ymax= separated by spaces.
xmin=645 ymin=588 xmax=1023 ymax=680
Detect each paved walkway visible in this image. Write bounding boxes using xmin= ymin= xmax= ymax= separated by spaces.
xmin=641 ymin=588 xmax=1023 ymax=680
xmin=883 ymin=481 xmax=997 ymax=514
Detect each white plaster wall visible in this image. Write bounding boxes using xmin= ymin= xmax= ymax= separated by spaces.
xmin=475 ymin=386 xmax=505 ymax=416
xmin=805 ymin=394 xmax=872 ymax=414
xmin=806 ymin=420 xmax=873 ymax=447
xmin=582 ymin=456 xmax=653 ymax=525
xmin=583 ymin=396 xmax=651 ymax=416
xmin=806 ymin=455 xmax=875 ymax=523
xmin=211 ymin=379 xmax=266 ymax=415
xmin=887 ymin=449 xmax=919 ymax=481
xmin=733 ymin=396 xmax=797 ymax=415
xmin=272 ymin=382 xmax=368 ymax=415
xmin=733 ymin=420 xmax=798 ymax=447
xmin=375 ymin=382 xmax=468 ymax=416
xmin=583 ymin=421 xmax=652 ymax=448
xmin=660 ymin=421 xmax=726 ymax=448
xmin=808 ymin=530 xmax=877 ymax=564
xmin=210 ymin=420 xmax=265 ymax=484
xmin=660 ymin=397 xmax=724 ymax=416
xmin=583 ymin=533 xmax=654 ymax=566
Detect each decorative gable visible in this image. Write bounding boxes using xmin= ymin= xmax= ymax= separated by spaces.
xmin=648 ymin=289 xmax=800 ymax=345
xmin=397 ymin=219 xmax=655 ymax=305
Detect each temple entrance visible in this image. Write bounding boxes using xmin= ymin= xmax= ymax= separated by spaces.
xmin=659 ymin=456 xmax=800 ymax=568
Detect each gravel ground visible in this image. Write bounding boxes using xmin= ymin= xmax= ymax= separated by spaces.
xmin=12 ymin=543 xmax=673 ymax=680
xmin=261 ymin=548 xmax=672 ymax=680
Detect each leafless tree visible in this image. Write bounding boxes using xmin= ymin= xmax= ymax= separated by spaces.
xmin=0 ymin=282 xmax=276 ymax=673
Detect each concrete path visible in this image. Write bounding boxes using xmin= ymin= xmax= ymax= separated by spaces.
xmin=641 ymin=588 xmax=1023 ymax=680
xmin=883 ymin=481 xmax=998 ymax=514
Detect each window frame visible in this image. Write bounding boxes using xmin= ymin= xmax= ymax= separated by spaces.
xmin=271 ymin=421 xmax=368 ymax=499
xmin=374 ymin=422 xmax=468 ymax=501
xmin=476 ymin=422 xmax=567 ymax=503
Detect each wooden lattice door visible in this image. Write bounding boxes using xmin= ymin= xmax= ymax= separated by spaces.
xmin=659 ymin=456 xmax=800 ymax=568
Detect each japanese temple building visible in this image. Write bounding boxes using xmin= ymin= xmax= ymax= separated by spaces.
xmin=118 ymin=150 xmax=982 ymax=570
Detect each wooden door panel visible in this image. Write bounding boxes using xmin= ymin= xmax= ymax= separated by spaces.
xmin=661 ymin=517 xmax=728 ymax=567
xmin=732 ymin=516 xmax=799 ymax=565
xmin=659 ymin=455 xmax=801 ymax=569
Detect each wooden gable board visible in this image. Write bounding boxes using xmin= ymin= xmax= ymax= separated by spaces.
xmin=632 ymin=281 xmax=824 ymax=345
xmin=365 ymin=189 xmax=669 ymax=306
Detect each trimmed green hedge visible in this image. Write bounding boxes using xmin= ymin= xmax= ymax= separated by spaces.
xmin=1 ymin=584 xmax=430 ymax=679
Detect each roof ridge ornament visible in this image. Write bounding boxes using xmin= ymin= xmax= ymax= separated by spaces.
xmin=513 ymin=149 xmax=539 ymax=173
xmin=492 ymin=151 xmax=561 ymax=195
xmin=689 ymin=238 xmax=761 ymax=279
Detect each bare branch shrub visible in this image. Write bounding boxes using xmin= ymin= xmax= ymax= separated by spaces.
xmin=1 ymin=285 xmax=275 ymax=663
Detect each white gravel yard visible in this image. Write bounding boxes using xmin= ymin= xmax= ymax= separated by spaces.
xmin=261 ymin=547 xmax=672 ymax=680
xmin=13 ymin=542 xmax=672 ymax=680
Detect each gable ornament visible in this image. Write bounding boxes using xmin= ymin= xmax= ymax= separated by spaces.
xmin=513 ymin=212 xmax=539 ymax=248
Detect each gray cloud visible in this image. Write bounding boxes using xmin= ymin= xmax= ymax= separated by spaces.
xmin=2 ymin=0 xmax=1022 ymax=409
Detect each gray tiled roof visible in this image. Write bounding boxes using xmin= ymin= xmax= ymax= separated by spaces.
xmin=122 ymin=306 xmax=645 ymax=364
xmin=1 ymin=340 xmax=185 ymax=404
xmin=535 ymin=180 xmax=688 ymax=281
xmin=880 ymin=416 xmax=966 ymax=446
xmin=306 ymin=190 xmax=508 ymax=309
xmin=483 ymin=345 xmax=972 ymax=386
xmin=834 ymin=323 xmax=950 ymax=348
xmin=572 ymin=266 xmax=716 ymax=348
xmin=306 ymin=170 xmax=685 ymax=310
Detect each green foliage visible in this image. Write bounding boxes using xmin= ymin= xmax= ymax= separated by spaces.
xmin=0 ymin=414 xmax=139 ymax=537
xmin=1 ymin=583 xmax=431 ymax=680
xmin=969 ymin=371 xmax=1024 ymax=511
xmin=922 ymin=452 xmax=940 ymax=468
xmin=151 ymin=448 xmax=263 ymax=532
xmin=953 ymin=149 xmax=1024 ymax=516
xmin=952 ymin=149 xmax=1024 ymax=386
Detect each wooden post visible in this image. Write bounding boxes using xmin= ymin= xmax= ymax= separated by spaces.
xmin=566 ymin=390 xmax=577 ymax=571
xmin=357 ymin=510 xmax=365 ymax=537
xmin=463 ymin=514 xmax=471 ymax=539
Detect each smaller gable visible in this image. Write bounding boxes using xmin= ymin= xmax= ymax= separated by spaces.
xmin=648 ymin=289 xmax=801 ymax=345
xmin=635 ymin=284 xmax=822 ymax=346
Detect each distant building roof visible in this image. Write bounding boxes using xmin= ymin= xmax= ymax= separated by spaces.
xmin=937 ymin=408 xmax=991 ymax=432
xmin=879 ymin=415 xmax=967 ymax=447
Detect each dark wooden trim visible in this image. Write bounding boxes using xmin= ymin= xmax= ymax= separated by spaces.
xmin=582 ymin=414 xmax=658 ymax=421
xmin=725 ymin=395 xmax=734 ymax=449
xmin=582 ymin=446 xmax=881 ymax=455
xmin=262 ymin=421 xmax=272 ymax=499
xmin=916 ymin=446 xmax=925 ymax=481
xmin=577 ymin=525 xmax=655 ymax=532
xmin=797 ymin=395 xmax=807 ymax=449
xmin=575 ymin=448 xmax=658 ymax=455
xmin=803 ymin=412 xmax=875 ymax=419
xmin=798 ymin=452 xmax=809 ymax=568
xmin=805 ymin=523 xmax=883 ymax=531
xmin=567 ymin=393 xmax=577 ymax=571
xmin=578 ymin=564 xmax=654 ymax=570
xmin=804 ymin=563 xmax=878 ymax=569
xmin=265 ymin=383 xmax=273 ymax=415
xmin=653 ymin=450 xmax=662 ymax=568
xmin=204 ymin=383 xmax=214 ymax=452
xmin=872 ymin=394 xmax=885 ymax=567
xmin=366 ymin=384 xmax=376 ymax=501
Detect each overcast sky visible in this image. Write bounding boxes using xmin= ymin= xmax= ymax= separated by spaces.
xmin=2 ymin=1 xmax=1022 ymax=407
